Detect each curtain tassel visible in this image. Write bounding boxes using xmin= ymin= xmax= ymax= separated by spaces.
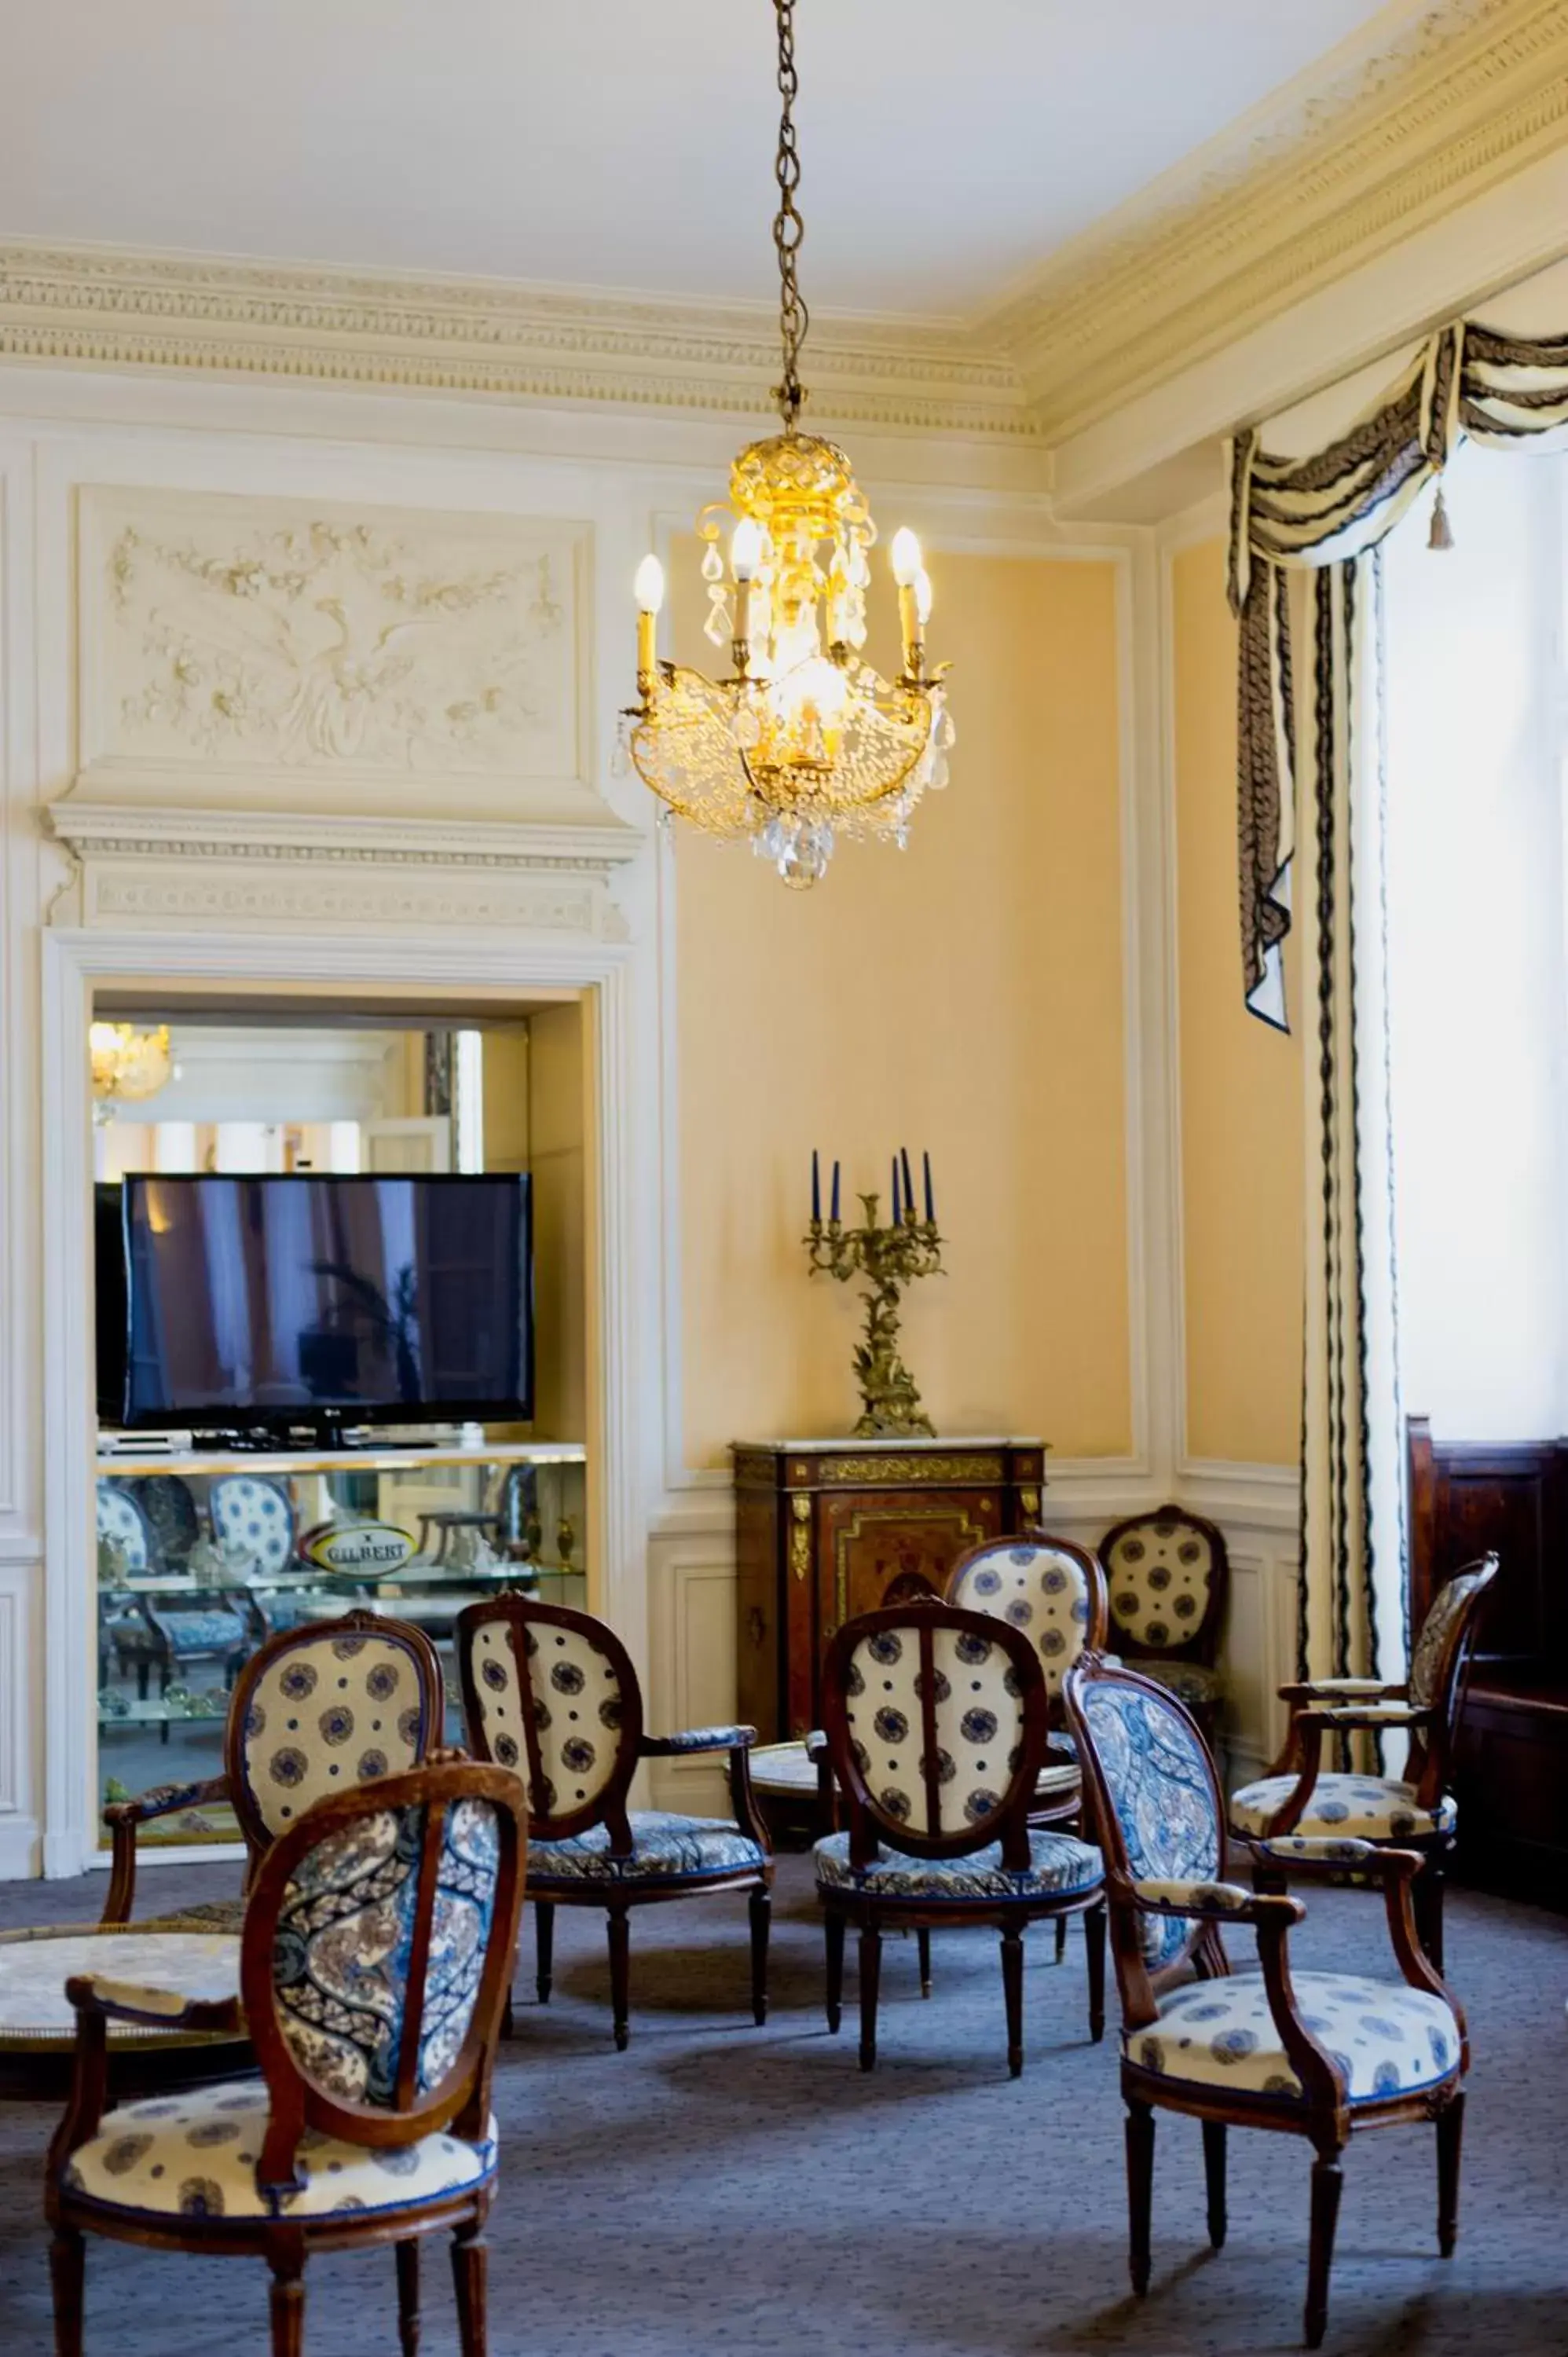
xmin=1428 ymin=481 xmax=1454 ymax=552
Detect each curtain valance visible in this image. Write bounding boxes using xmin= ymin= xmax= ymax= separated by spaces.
xmin=1227 ymin=317 xmax=1568 ymax=1025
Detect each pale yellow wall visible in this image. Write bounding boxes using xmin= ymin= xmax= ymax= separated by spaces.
xmin=1172 ymin=537 xmax=1302 ymax=1464
xmin=529 ymin=1001 xmax=588 ymax=1442
xmin=676 ymin=547 xmax=1131 ymax=1468
xmin=481 ymin=1028 xmax=531 ymax=1172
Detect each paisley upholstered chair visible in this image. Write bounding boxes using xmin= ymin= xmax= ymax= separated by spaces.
xmin=814 ymin=1602 xmax=1105 ymax=2075
xmin=456 ymin=1596 xmax=773 ymax=2050
xmin=48 ymin=1759 xmax=526 ymax=2357
xmin=1098 ymin=1505 xmax=1229 ymax=1736
xmin=101 ymin=1610 xmax=447 ymax=1929
xmin=1064 ymin=1655 xmax=1469 ymax=2350
xmin=1230 ymin=1556 xmax=1499 ymax=1970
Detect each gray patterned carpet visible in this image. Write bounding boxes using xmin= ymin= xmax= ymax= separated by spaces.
xmin=1 ymin=1854 xmax=1565 ymax=2355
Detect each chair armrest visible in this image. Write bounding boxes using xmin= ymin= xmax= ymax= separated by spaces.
xmin=1245 ymin=1838 xmax=1466 ymax=2032
xmin=1250 ymin=1835 xmax=1383 ymax=1868
xmin=1291 ymin=1703 xmax=1430 ymax=1729
xmin=803 ymin=1729 xmax=828 ymax=1761
xmin=64 ymin=1971 xmax=243 ymax=2036
xmin=101 ymin=1774 xmax=232 ymax=1927
xmin=1132 ymin=1876 xmax=1303 ymax=1928
xmin=1279 ymin=1677 xmax=1402 ymax=1702
xmin=640 ymin=1725 xmax=757 ymax=1757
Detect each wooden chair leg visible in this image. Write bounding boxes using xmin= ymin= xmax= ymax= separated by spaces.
xmin=916 ymin=1926 xmax=932 ymax=1996
xmin=824 ymin=1908 xmax=845 ymax=2033
xmin=1413 ymin=1861 xmax=1446 ymax=1974
xmin=749 ymin=1885 xmax=771 ymax=2025
xmin=1125 ymin=2101 xmax=1156 ymax=2296
xmin=1202 ymin=2120 xmax=1227 ymax=2249
xmin=1436 ymin=2089 xmax=1464 ymax=2256
xmin=606 ymin=1904 xmax=632 ymax=2051
xmin=534 ymin=1901 xmax=555 ymax=2004
xmin=396 ymin=2238 xmax=420 ymax=2357
xmin=1084 ymin=1901 xmax=1107 ymax=2044
xmin=1054 ymin=1914 xmax=1068 ymax=1965
xmin=858 ymin=1923 xmax=882 ymax=2072
xmin=451 ymin=2223 xmax=488 ymax=2357
xmin=1000 ymin=1923 xmax=1025 ymax=2078
xmin=1304 ymin=2151 xmax=1345 ymax=2350
xmin=49 ymin=2227 xmax=85 ymax=2357
xmin=268 ymin=2260 xmax=306 ymax=2357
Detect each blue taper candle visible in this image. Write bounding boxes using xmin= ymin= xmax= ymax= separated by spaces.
xmin=900 ymin=1146 xmax=914 ymax=1221
xmin=830 ymin=1159 xmax=841 ymax=1223
xmin=811 ymin=1149 xmax=821 ymax=1225
xmin=891 ymin=1156 xmax=901 ymax=1226
xmin=923 ymin=1149 xmax=934 ymax=1222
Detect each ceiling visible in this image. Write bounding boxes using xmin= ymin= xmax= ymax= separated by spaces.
xmin=2 ymin=0 xmax=1393 ymax=322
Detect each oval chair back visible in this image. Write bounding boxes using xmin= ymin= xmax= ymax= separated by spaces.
xmin=1062 ymin=1653 xmax=1228 ymax=2010
xmin=945 ymin=1531 xmax=1108 ymax=1717
xmin=208 ymin=1474 xmax=297 ymax=1578
xmin=238 ymin=1760 xmax=526 ymax=2198
xmin=225 ymin=1611 xmax=447 ymax=1871
xmin=1098 ymin=1504 xmax=1228 ymax=1668
xmin=1405 ymin=1553 xmax=1499 ymax=1798
xmin=456 ymin=1596 xmax=643 ymax=1849
xmin=821 ymin=1603 xmax=1049 ymax=1868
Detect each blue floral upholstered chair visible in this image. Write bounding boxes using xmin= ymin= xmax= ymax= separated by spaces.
xmin=100 ymin=1610 xmax=447 ymax=1930
xmin=1098 ymin=1504 xmax=1229 ymax=1738
xmin=814 ymin=1602 xmax=1105 ymax=2075
xmin=46 ymin=1758 xmax=526 ymax=2357
xmin=1064 ymin=1655 xmax=1470 ymax=2349
xmin=456 ymin=1595 xmax=773 ymax=2050
xmin=1229 ymin=1556 xmax=1498 ymax=1972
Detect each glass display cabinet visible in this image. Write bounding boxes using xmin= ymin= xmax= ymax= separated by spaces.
xmin=94 ymin=1439 xmax=587 ymax=1843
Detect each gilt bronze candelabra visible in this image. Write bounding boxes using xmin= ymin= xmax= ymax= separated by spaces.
xmin=804 ymin=1189 xmax=943 ymax=1437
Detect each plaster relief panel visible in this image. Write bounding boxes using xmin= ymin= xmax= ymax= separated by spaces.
xmin=75 ymin=488 xmax=592 ymax=819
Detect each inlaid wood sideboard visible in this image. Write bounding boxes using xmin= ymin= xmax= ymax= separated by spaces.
xmin=732 ymin=1436 xmax=1048 ymax=1743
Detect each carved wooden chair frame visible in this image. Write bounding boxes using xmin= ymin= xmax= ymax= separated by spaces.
xmin=455 ymin=1594 xmax=773 ymax=2051
xmin=816 ymin=1601 xmax=1106 ymax=2075
xmin=1254 ymin=1555 xmax=1499 ymax=1969
xmin=100 ymin=1608 xmax=446 ymax=1926
xmin=47 ymin=1760 xmax=526 ymax=2357
xmin=1064 ymin=1653 xmax=1468 ymax=2348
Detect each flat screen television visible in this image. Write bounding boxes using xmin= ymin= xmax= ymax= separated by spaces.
xmin=96 ymin=1173 xmax=533 ymax=1435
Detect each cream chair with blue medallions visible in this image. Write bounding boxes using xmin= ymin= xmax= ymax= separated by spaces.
xmin=815 ymin=1601 xmax=1105 ymax=2075
xmin=48 ymin=1758 xmax=526 ymax=2357
xmin=1231 ymin=1556 xmax=1498 ymax=1973
xmin=100 ymin=1608 xmax=447 ymax=1929
xmin=456 ymin=1595 xmax=773 ymax=2051
xmin=1064 ymin=1654 xmax=1469 ymax=2350
xmin=1098 ymin=1505 xmax=1229 ymax=1737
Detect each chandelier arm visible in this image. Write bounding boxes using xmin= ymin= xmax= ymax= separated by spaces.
xmin=771 ymin=0 xmax=809 ymax=430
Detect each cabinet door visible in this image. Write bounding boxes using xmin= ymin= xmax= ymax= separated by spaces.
xmin=815 ymin=1488 xmax=1002 ymax=1652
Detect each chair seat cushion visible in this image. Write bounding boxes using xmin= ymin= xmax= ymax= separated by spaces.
xmin=0 ymin=1929 xmax=241 ymax=2055
xmin=528 ymin=1812 xmax=767 ymax=1887
xmin=1229 ymin=1773 xmax=1456 ymax=1839
xmin=1131 ymin=1659 xmax=1222 ymax=1710
xmin=751 ymin=1739 xmax=1078 ymax=1804
xmin=61 ymin=2080 xmax=496 ymax=2223
xmin=1124 ymin=1970 xmax=1460 ymax=2105
xmin=814 ymin=1828 xmax=1101 ymax=1904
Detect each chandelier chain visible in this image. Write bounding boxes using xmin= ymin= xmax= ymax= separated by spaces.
xmin=771 ymin=0 xmax=809 ymax=429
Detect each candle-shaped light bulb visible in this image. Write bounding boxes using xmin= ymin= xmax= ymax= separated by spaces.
xmin=890 ymin=527 xmax=922 ymax=588
xmin=634 ymin=555 xmax=665 ymax=614
xmin=731 ymin=519 xmax=763 ymax=583
xmin=634 ymin=554 xmax=664 ymax=688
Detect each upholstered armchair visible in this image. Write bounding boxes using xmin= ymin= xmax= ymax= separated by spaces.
xmin=101 ymin=1609 xmax=447 ymax=1929
xmin=456 ymin=1596 xmax=773 ymax=2050
xmin=48 ymin=1759 xmax=526 ymax=2357
xmin=1230 ymin=1556 xmax=1499 ymax=1970
xmin=814 ymin=1602 xmax=1105 ymax=2075
xmin=1064 ymin=1655 xmax=1469 ymax=2349
xmin=1099 ymin=1505 xmax=1229 ymax=1735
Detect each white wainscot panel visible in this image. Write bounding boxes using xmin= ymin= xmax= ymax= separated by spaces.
xmin=0 ymin=1557 xmax=41 ymax=1877
xmin=1218 ymin=1539 xmax=1301 ymax=1792
xmin=647 ymin=1508 xmax=738 ymax=1820
xmin=75 ymin=486 xmax=592 ymax=816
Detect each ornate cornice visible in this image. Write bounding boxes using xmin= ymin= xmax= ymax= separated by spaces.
xmin=3 ymin=2 xmax=1566 ymax=453
xmin=46 ymin=801 xmax=644 ymax=878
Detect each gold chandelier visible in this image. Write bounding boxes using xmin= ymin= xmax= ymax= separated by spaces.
xmin=90 ymin=1022 xmax=173 ymax=1120
xmin=618 ymin=0 xmax=954 ymax=889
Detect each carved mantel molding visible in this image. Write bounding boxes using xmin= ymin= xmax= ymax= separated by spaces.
xmin=44 ymin=800 xmax=645 ymax=940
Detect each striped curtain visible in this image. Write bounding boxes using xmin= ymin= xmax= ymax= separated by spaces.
xmin=1227 ymin=315 xmax=1568 ymax=1681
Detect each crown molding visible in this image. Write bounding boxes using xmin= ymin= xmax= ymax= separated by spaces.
xmin=46 ymin=800 xmax=645 ymax=878
xmin=2 ymin=3 xmax=1566 ymax=458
